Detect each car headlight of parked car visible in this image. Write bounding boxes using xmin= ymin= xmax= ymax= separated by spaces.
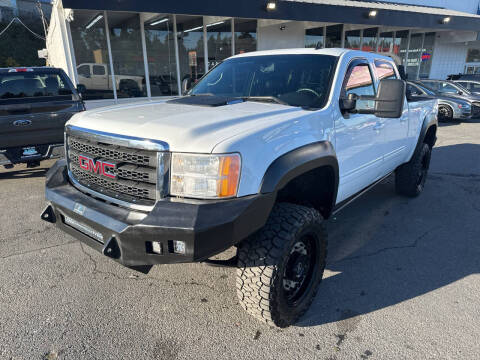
xmin=170 ymin=153 xmax=241 ymax=199
xmin=457 ymin=102 xmax=471 ymax=111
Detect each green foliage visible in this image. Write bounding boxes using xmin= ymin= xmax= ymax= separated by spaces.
xmin=0 ymin=19 xmax=46 ymax=67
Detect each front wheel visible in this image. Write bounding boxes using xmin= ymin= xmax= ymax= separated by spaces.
xmin=236 ymin=203 xmax=327 ymax=328
xmin=395 ymin=143 xmax=432 ymax=197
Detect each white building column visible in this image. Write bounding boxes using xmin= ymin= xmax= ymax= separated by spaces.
xmin=104 ymin=11 xmax=118 ymax=102
xmin=139 ymin=13 xmax=152 ymax=98
xmin=173 ymin=14 xmax=182 ymax=96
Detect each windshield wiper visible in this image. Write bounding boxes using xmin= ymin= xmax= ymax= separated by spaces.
xmin=242 ymin=96 xmax=289 ymax=106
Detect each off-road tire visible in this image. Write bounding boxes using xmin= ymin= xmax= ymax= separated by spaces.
xmin=236 ymin=203 xmax=327 ymax=328
xmin=438 ymin=105 xmax=453 ymax=122
xmin=395 ymin=143 xmax=432 ymax=197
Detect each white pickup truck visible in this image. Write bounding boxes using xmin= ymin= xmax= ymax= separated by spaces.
xmin=76 ymin=63 xmax=144 ymax=96
xmin=43 ymin=49 xmax=438 ymax=327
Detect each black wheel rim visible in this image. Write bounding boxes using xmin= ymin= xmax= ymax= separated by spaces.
xmin=416 ymin=150 xmax=430 ymax=189
xmin=282 ymin=233 xmax=317 ymax=306
xmin=439 ymin=106 xmax=450 ymax=120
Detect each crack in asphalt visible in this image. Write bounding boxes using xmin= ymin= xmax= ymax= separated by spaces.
xmin=0 ymin=241 xmax=77 ymax=260
xmin=78 ymin=243 xmax=218 ymax=291
xmin=338 ymin=228 xmax=435 ymax=263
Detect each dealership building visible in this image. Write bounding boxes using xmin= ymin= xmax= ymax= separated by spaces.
xmin=46 ymin=0 xmax=480 ymax=107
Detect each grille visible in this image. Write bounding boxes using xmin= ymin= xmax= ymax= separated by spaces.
xmin=67 ymin=135 xmax=158 ymax=205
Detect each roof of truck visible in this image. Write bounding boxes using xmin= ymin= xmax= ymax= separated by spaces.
xmin=0 ymin=67 xmax=63 ymax=73
xmin=230 ymin=48 xmax=394 ymax=62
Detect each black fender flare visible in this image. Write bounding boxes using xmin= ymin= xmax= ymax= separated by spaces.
xmin=411 ymin=111 xmax=438 ymax=160
xmin=260 ymin=141 xmax=339 ymax=215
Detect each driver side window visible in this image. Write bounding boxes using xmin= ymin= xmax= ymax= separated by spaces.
xmin=342 ymin=62 xmax=376 ymax=111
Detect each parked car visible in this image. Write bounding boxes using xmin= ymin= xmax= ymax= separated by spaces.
xmin=416 ymin=79 xmax=480 ymax=118
xmin=76 ymin=63 xmax=144 ymax=97
xmin=452 ymin=79 xmax=480 ymax=96
xmin=42 ymin=49 xmax=437 ymax=327
xmin=407 ymin=81 xmax=473 ymax=121
xmin=0 ymin=67 xmax=85 ymax=168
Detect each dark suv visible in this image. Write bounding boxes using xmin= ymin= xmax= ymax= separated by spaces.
xmin=0 ymin=67 xmax=84 ymax=168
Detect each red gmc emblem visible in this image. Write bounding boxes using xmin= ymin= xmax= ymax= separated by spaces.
xmin=78 ymin=155 xmax=116 ymax=179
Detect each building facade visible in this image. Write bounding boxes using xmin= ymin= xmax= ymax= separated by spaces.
xmin=46 ymin=0 xmax=480 ymax=106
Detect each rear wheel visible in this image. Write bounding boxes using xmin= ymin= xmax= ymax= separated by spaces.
xmin=438 ymin=105 xmax=453 ymax=122
xmin=236 ymin=203 xmax=327 ymax=328
xmin=395 ymin=143 xmax=432 ymax=197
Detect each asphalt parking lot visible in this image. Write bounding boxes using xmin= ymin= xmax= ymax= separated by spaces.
xmin=1 ymin=119 xmax=479 ymax=360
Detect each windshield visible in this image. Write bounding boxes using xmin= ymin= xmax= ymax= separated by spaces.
xmin=0 ymin=71 xmax=74 ymax=100
xmin=414 ymin=83 xmax=436 ymax=96
xmin=190 ymin=55 xmax=338 ymax=109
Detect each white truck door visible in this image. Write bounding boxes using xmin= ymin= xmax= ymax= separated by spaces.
xmin=76 ymin=64 xmax=92 ymax=90
xmin=335 ymin=59 xmax=384 ymax=203
xmin=373 ymin=60 xmax=409 ymax=173
xmin=91 ymin=64 xmax=109 ymax=91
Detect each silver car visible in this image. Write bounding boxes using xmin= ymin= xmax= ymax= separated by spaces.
xmin=407 ymin=82 xmax=473 ymax=121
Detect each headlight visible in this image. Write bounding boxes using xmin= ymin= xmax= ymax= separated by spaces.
xmin=458 ymin=103 xmax=471 ymax=109
xmin=170 ymin=153 xmax=241 ymax=199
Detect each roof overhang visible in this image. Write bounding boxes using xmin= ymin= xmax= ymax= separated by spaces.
xmin=61 ymin=0 xmax=480 ymax=31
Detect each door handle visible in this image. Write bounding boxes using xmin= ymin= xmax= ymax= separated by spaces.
xmin=373 ymin=122 xmax=385 ymax=131
xmin=13 ymin=119 xmax=32 ymax=126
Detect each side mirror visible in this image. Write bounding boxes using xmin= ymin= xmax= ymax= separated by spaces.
xmin=458 ymin=91 xmax=464 ymax=95
xmin=76 ymin=84 xmax=86 ymax=98
xmin=374 ymin=79 xmax=406 ymax=118
xmin=339 ymin=93 xmax=357 ymax=112
xmin=181 ymin=78 xmax=192 ymax=95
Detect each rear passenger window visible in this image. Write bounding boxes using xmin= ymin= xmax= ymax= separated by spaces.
xmin=93 ymin=65 xmax=105 ymax=75
xmin=374 ymin=61 xmax=397 ymax=80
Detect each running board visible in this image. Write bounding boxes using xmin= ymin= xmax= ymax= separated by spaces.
xmin=332 ymin=172 xmax=393 ymax=216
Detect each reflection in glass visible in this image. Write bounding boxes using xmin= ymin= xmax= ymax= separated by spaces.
xmin=344 ymin=30 xmax=361 ymax=50
xmin=305 ymin=27 xmax=324 ymax=48
xmin=107 ymin=12 xmax=146 ymax=98
xmin=176 ymin=16 xmax=205 ymax=90
xmin=362 ymin=28 xmax=378 ymax=52
xmin=419 ymin=33 xmax=435 ymax=79
xmin=144 ymin=15 xmax=178 ymax=96
xmin=70 ymin=10 xmax=114 ymax=100
xmin=406 ymin=33 xmax=423 ymax=80
xmin=378 ymin=32 xmax=394 ymax=53
xmin=325 ymin=25 xmax=343 ymax=48
xmin=206 ymin=20 xmax=232 ymax=69
xmin=395 ymin=30 xmax=409 ymax=67
xmin=234 ymin=19 xmax=257 ymax=54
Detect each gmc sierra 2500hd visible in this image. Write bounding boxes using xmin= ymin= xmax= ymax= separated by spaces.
xmin=42 ymin=49 xmax=438 ymax=327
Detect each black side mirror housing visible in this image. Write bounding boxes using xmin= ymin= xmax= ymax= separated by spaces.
xmin=339 ymin=93 xmax=357 ymax=112
xmin=374 ymin=79 xmax=406 ymax=118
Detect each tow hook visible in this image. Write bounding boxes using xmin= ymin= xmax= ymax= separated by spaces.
xmin=40 ymin=205 xmax=56 ymax=223
xmin=103 ymin=237 xmax=121 ymax=259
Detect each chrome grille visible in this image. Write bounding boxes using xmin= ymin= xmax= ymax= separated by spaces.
xmin=66 ymin=133 xmax=160 ymax=206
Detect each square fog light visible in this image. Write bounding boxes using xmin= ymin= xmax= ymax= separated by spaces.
xmin=173 ymin=240 xmax=186 ymax=254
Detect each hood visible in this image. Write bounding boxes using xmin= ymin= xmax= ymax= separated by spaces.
xmin=67 ymin=98 xmax=307 ymax=153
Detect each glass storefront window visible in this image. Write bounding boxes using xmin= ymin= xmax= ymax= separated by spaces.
xmin=466 ymin=48 xmax=480 ymax=63
xmin=107 ymin=12 xmax=147 ymax=98
xmin=419 ymin=33 xmax=435 ymax=79
xmin=206 ymin=19 xmax=232 ymax=69
xmin=362 ymin=28 xmax=378 ymax=52
xmin=305 ymin=27 xmax=324 ymax=48
xmin=378 ymin=32 xmax=394 ymax=53
xmin=144 ymin=15 xmax=178 ymax=96
xmin=406 ymin=33 xmax=423 ymax=80
xmin=234 ymin=19 xmax=257 ymax=55
xmin=325 ymin=25 xmax=343 ymax=48
xmin=70 ymin=10 xmax=114 ymax=100
xmin=395 ymin=30 xmax=409 ymax=67
xmin=344 ymin=30 xmax=361 ymax=50
xmin=176 ymin=16 xmax=205 ymax=89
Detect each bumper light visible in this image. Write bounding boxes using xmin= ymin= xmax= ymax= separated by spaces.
xmin=170 ymin=153 xmax=241 ymax=199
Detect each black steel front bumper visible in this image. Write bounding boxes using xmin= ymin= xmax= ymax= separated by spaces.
xmin=43 ymin=160 xmax=275 ymax=270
